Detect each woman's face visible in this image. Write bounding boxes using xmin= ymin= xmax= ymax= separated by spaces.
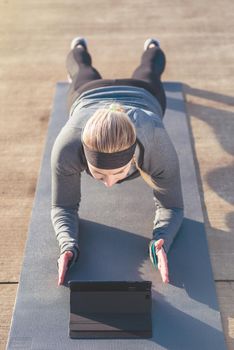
xmin=87 ymin=159 xmax=132 ymax=187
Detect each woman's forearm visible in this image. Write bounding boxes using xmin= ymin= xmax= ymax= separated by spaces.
xmin=152 ymin=205 xmax=184 ymax=253
xmin=51 ymin=205 xmax=80 ymax=265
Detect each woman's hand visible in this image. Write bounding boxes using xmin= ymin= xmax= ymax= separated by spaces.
xmin=57 ymin=251 xmax=73 ymax=286
xmin=154 ymin=239 xmax=169 ymax=283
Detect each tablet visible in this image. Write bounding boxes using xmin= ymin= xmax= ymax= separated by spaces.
xmin=69 ymin=280 xmax=152 ymax=339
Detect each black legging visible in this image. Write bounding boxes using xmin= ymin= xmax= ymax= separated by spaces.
xmin=66 ymin=45 xmax=166 ymax=115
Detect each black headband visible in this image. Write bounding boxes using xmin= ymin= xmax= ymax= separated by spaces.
xmin=83 ymin=141 xmax=137 ymax=170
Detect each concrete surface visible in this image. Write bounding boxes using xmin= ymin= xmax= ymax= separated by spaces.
xmin=0 ymin=0 xmax=233 ymax=349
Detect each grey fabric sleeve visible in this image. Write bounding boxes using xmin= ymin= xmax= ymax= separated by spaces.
xmin=51 ymin=126 xmax=84 ymax=267
xmin=147 ymin=126 xmax=184 ymax=253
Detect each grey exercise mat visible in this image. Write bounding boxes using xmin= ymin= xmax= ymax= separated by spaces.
xmin=7 ymin=82 xmax=227 ymax=350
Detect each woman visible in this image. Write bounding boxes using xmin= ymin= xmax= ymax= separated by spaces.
xmin=51 ymin=37 xmax=184 ymax=286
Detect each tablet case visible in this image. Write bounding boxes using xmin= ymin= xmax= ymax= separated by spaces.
xmin=69 ymin=281 xmax=152 ymax=339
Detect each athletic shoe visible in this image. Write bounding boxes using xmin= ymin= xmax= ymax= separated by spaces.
xmin=67 ymin=37 xmax=88 ymax=83
xmin=70 ymin=37 xmax=88 ymax=51
xmin=143 ymin=38 xmax=160 ymax=51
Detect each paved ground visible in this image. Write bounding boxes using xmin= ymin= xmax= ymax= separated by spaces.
xmin=0 ymin=0 xmax=234 ymax=349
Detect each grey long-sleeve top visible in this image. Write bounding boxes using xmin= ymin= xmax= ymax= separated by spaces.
xmin=51 ymin=85 xmax=184 ymax=266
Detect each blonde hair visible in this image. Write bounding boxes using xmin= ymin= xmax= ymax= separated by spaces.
xmin=82 ymin=102 xmax=163 ymax=192
xmin=82 ymin=103 xmax=136 ymax=152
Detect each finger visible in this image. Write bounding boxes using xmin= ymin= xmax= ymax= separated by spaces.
xmin=57 ymin=251 xmax=74 ymax=286
xmin=58 ymin=265 xmax=67 ymax=286
xmin=161 ymin=254 xmax=169 ymax=283
xmin=157 ymin=250 xmax=169 ymax=283
xmin=58 ymin=257 xmax=68 ymax=286
xmin=159 ymin=263 xmax=169 ymax=283
xmin=58 ymin=264 xmax=65 ymax=285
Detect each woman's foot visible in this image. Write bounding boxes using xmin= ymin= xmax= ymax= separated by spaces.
xmin=149 ymin=238 xmax=169 ymax=283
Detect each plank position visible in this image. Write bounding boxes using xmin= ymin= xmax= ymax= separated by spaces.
xmin=51 ymin=37 xmax=184 ymax=286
